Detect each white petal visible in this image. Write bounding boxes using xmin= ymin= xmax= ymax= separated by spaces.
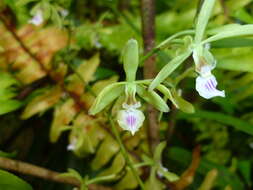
xmin=117 ymin=105 xmax=145 ymax=135
xmin=60 ymin=9 xmax=69 ymax=17
xmin=29 ymin=10 xmax=43 ymax=26
xmin=196 ymin=74 xmax=225 ymax=99
xmin=157 ymin=164 xmax=168 ymax=178
xmin=67 ymin=138 xmax=77 ymax=151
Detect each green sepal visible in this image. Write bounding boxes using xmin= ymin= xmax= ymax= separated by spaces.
xmin=149 ymin=50 xmax=192 ymax=90
xmin=136 ymin=85 xmax=169 ymax=112
xmin=154 ymin=141 xmax=166 ymax=163
xmin=123 ymin=39 xmax=139 ymax=82
xmin=89 ymin=83 xmax=125 ymax=115
xmin=157 ymin=167 xmax=179 ymax=182
xmin=203 ymin=24 xmax=253 ymax=44
xmin=194 ymin=0 xmax=216 ymax=43
xmin=171 ymin=90 xmax=195 ymax=113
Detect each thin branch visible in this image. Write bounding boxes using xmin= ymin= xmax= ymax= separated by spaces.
xmin=140 ymin=0 xmax=159 ymax=153
xmin=0 ymin=157 xmax=111 ymax=190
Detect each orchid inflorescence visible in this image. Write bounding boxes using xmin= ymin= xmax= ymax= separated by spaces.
xmin=89 ymin=0 xmax=253 ymax=135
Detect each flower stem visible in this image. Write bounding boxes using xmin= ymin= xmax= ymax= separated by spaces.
xmin=108 ymin=115 xmax=145 ymax=190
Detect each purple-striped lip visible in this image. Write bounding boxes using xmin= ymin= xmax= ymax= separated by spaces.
xmin=126 ymin=114 xmax=137 ymax=127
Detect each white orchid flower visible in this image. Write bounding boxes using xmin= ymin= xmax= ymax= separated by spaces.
xmin=59 ymin=9 xmax=69 ymax=18
xmin=117 ymin=102 xmax=145 ymax=135
xmin=193 ymin=46 xmax=225 ymax=99
xmin=29 ymin=10 xmax=43 ymax=26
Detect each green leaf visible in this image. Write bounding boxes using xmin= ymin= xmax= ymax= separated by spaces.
xmin=194 ymin=0 xmax=216 ymax=43
xmin=0 ymin=150 xmax=16 ymax=158
xmin=233 ymin=8 xmax=253 ymax=24
xmin=178 ymin=110 xmax=253 ymax=135
xmin=0 ymin=169 xmax=33 ymax=190
xmin=0 ymin=88 xmax=17 ymax=101
xmin=0 ymin=100 xmax=22 ymax=115
xmin=211 ymin=37 xmax=253 ymax=48
xmin=136 ymin=85 xmax=169 ymax=112
xmin=149 ymin=50 xmax=192 ymax=90
xmin=122 ymin=39 xmax=139 ymax=82
xmin=203 ymin=24 xmax=253 ymax=44
xmin=0 ymin=72 xmax=19 ymax=89
xmin=89 ymin=83 xmax=125 ymax=115
xmin=215 ymin=49 xmax=253 ymax=72
xmin=238 ymin=160 xmax=251 ymax=186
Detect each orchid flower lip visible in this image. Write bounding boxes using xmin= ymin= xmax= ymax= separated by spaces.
xmin=196 ymin=74 xmax=225 ymax=99
xmin=29 ymin=10 xmax=43 ymax=26
xmin=117 ymin=102 xmax=145 ymax=135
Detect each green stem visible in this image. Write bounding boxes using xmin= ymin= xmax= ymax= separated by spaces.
xmin=87 ymin=174 xmax=116 ymax=185
xmin=108 ymin=115 xmax=145 ymax=190
xmin=140 ymin=30 xmax=195 ymax=64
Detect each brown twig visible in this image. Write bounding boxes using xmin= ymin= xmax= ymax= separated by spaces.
xmin=0 ymin=157 xmax=111 ymax=190
xmin=172 ymin=145 xmax=201 ymax=190
xmin=140 ymin=0 xmax=159 ymax=154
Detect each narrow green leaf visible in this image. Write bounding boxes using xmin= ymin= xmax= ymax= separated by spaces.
xmin=136 ymin=85 xmax=169 ymax=112
xmin=195 ymin=0 xmax=216 ymax=43
xmin=149 ymin=50 xmax=192 ymax=90
xmin=123 ymin=39 xmax=139 ymax=82
xmin=89 ymin=83 xmax=124 ymax=115
xmin=0 ymin=72 xmax=19 ymax=89
xmin=0 ymin=169 xmax=33 ymax=190
xmin=211 ymin=37 xmax=253 ymax=48
xmin=178 ymin=110 xmax=253 ymax=135
xmin=234 ymin=8 xmax=253 ymax=24
xmin=203 ymin=24 xmax=253 ymax=44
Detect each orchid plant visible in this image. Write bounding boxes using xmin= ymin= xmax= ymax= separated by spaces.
xmin=89 ymin=39 xmax=171 ymax=135
xmin=149 ymin=0 xmax=253 ymax=99
xmin=90 ymin=0 xmax=253 ymax=136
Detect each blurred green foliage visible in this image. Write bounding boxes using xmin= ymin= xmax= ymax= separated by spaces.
xmin=1 ymin=0 xmax=253 ymax=190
